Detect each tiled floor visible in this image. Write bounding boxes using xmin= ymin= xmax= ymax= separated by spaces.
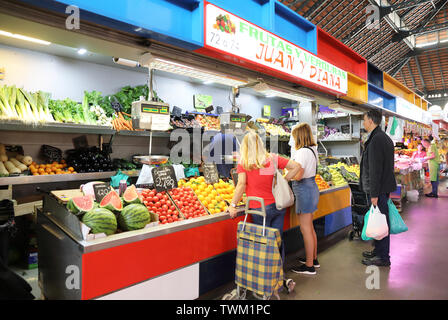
xmin=10 ymin=180 xmax=448 ymax=300
xmin=10 ymin=266 xmax=41 ymax=300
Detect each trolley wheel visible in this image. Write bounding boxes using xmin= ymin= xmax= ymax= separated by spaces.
xmin=222 ymin=289 xmax=238 ymax=300
xmin=283 ymin=279 xmax=296 ymax=294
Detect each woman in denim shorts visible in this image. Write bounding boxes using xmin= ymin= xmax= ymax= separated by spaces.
xmin=289 ymin=123 xmax=320 ymax=275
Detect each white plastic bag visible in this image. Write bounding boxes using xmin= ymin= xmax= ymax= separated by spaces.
xmin=406 ymin=190 xmax=419 ymax=202
xmin=365 ymin=205 xmax=389 ymax=240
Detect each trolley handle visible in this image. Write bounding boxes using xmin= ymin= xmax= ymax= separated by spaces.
xmin=241 ymin=196 xmax=267 ymax=236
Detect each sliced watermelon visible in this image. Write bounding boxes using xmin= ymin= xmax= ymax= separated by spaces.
xmin=122 ymin=185 xmax=142 ymax=204
xmin=100 ymin=190 xmax=123 ymax=212
xmin=67 ymin=196 xmax=94 ymax=215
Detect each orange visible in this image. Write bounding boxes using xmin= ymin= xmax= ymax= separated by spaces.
xmin=50 ymin=172 xmax=55 ymax=175
xmin=72 ymin=171 xmax=77 ymax=174
xmin=38 ymin=168 xmax=45 ymax=174
xmin=61 ymin=159 xmax=66 ymax=164
xmin=68 ymin=167 xmax=74 ymax=172
xmin=45 ymin=167 xmax=52 ymax=173
xmin=33 ymin=173 xmax=39 ymax=176
xmin=39 ymin=164 xmax=45 ymax=169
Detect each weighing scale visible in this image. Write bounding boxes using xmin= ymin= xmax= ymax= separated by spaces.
xmin=131 ymin=56 xmax=171 ymax=165
xmin=219 ymin=112 xmax=249 ymax=131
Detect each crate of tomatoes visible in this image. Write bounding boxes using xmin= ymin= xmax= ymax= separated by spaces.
xmin=140 ymin=189 xmax=184 ymax=225
xmin=168 ymin=187 xmax=209 ymax=219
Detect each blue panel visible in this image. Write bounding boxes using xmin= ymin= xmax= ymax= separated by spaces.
xmin=199 ymin=250 xmax=236 ymax=296
xmin=368 ymin=84 xmax=397 ymax=112
xmin=324 ymin=207 xmax=352 ymax=236
xmin=209 ymin=0 xmax=272 ymax=30
xmin=46 ymin=0 xmax=204 ymax=50
xmin=273 ymin=1 xmax=317 ymax=54
xmin=368 ymin=62 xmax=383 ymax=88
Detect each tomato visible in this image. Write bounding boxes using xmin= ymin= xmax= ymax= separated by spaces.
xmin=159 ymin=215 xmax=166 ymax=221
xmin=161 ymin=204 xmax=168 ymax=211
xmin=154 ymin=201 xmax=161 ymax=208
xmin=161 ymin=220 xmax=167 ymax=224
xmin=168 ymin=218 xmax=173 ymax=223
xmin=156 ymin=193 xmax=163 ymax=199
xmin=177 ymin=201 xmax=183 ymax=207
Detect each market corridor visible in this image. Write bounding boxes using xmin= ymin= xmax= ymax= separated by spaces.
xmin=206 ymin=180 xmax=448 ymax=300
xmin=283 ymin=181 xmax=448 ymax=300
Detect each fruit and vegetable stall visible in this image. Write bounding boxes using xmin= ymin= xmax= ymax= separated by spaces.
xmin=36 ymin=158 xmax=352 ymax=300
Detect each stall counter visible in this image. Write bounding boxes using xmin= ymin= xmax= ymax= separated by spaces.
xmin=37 ymin=185 xmax=351 ymax=300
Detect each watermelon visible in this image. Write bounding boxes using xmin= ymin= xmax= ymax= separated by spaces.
xmin=67 ymin=196 xmax=94 ymax=215
xmin=122 ymin=185 xmax=142 ymax=204
xmin=82 ymin=208 xmax=117 ymax=236
xmin=100 ymin=190 xmax=123 ymax=212
xmin=118 ymin=204 xmax=151 ymax=231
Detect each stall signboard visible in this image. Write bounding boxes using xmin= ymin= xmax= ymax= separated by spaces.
xmin=200 ymin=2 xmax=348 ymax=96
xmin=396 ymin=97 xmax=423 ymax=123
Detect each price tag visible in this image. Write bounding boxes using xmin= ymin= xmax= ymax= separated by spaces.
xmin=93 ymin=183 xmax=111 ymax=203
xmin=151 ymin=166 xmax=178 ymax=193
xmin=172 ymin=106 xmax=182 ymax=117
xmin=203 ymin=163 xmax=219 ymax=185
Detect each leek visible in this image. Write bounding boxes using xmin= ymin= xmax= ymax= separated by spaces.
xmin=0 ymin=85 xmax=19 ymax=119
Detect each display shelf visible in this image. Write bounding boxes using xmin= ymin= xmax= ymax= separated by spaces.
xmin=0 ymin=170 xmax=140 ymax=186
xmin=117 ymin=130 xmax=171 ymax=138
xmin=320 ymin=138 xmax=360 ymax=143
xmin=0 ymin=120 xmax=115 ymax=135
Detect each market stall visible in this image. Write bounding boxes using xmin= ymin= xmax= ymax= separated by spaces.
xmin=0 ymin=0 xmax=368 ymax=300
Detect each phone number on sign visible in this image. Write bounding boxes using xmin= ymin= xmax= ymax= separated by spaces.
xmin=208 ymin=31 xmax=240 ymax=51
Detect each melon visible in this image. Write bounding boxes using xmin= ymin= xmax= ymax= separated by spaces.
xmin=122 ymin=185 xmax=142 ymax=204
xmin=100 ymin=190 xmax=123 ymax=212
xmin=82 ymin=208 xmax=117 ymax=236
xmin=118 ymin=204 xmax=151 ymax=231
xmin=67 ymin=196 xmax=94 ymax=215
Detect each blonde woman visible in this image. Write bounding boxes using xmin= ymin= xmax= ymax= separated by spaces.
xmin=290 ymin=123 xmax=320 ymax=275
xmin=228 ymin=131 xmax=301 ymax=266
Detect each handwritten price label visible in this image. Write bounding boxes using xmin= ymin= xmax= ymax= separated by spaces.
xmin=151 ymin=166 xmax=178 ymax=193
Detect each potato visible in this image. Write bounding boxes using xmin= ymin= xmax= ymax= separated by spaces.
xmin=0 ymin=154 xmax=7 ymax=163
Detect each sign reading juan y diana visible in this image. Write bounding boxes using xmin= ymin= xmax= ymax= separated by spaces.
xmin=202 ymin=3 xmax=348 ymax=96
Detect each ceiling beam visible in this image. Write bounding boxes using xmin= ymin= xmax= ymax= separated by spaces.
xmin=389 ymin=56 xmax=411 ymax=76
xmin=392 ymin=0 xmax=448 ymax=41
xmin=407 ymin=59 xmax=417 ymax=89
xmin=414 ymin=56 xmax=426 ymax=92
xmin=436 ymin=50 xmax=447 ymax=89
xmin=426 ymin=54 xmax=437 ymax=89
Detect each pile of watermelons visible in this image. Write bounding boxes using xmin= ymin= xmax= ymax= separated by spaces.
xmin=66 ymin=185 xmax=156 ymax=237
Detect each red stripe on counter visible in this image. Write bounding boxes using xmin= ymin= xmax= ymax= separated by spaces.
xmin=81 ymin=216 xmax=245 ymax=300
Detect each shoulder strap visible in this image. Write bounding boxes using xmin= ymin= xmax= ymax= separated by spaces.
xmin=303 ymin=146 xmax=318 ymax=173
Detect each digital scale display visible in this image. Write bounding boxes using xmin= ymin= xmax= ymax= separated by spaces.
xmin=141 ymin=104 xmax=169 ymax=115
xmin=230 ymin=116 xmax=247 ymax=123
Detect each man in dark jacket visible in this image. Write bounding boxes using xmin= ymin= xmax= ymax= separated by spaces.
xmin=360 ymin=109 xmax=397 ymax=267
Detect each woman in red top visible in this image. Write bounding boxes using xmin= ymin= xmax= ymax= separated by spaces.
xmin=411 ymin=143 xmax=426 ymax=161
xmin=228 ymin=131 xmax=301 ymax=266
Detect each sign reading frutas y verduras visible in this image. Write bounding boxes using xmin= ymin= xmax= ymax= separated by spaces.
xmin=204 ymin=3 xmax=348 ymax=95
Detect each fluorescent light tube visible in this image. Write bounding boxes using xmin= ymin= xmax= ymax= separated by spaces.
xmin=0 ymin=30 xmax=51 ymax=45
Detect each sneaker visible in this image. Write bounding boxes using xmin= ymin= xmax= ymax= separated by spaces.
xmin=298 ymin=257 xmax=320 ymax=268
xmin=361 ymin=257 xmax=391 ymax=267
xmin=425 ymin=193 xmax=438 ymax=198
xmin=291 ymin=264 xmax=316 ymax=275
xmin=362 ymin=250 xmax=376 ymax=259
